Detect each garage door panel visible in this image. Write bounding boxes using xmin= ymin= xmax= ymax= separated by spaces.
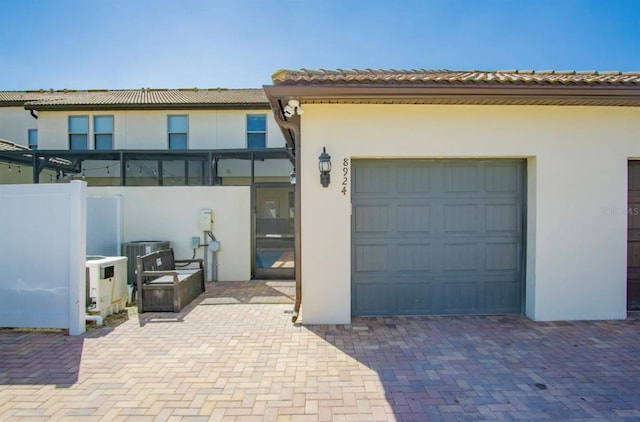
xmin=441 ymin=281 xmax=479 ymax=313
xmin=444 ymin=204 xmax=479 ymax=232
xmin=354 ymin=166 xmax=393 ymax=194
xmin=485 ymin=165 xmax=520 ymax=192
xmin=353 ymin=244 xmax=389 ymax=273
xmin=486 ymin=204 xmax=519 ymax=232
xmin=443 ymin=242 xmax=478 ymax=272
xmin=396 ymin=282 xmax=432 ymax=314
xmin=485 ymin=242 xmax=519 ymax=271
xmin=484 ymin=281 xmax=521 ymax=313
xmin=352 ymin=159 xmax=524 ymax=316
xmin=353 ymin=282 xmax=393 ymax=315
xmin=397 ymin=167 xmax=432 ymax=193
xmin=397 ymin=205 xmax=431 ymax=232
xmin=395 ymin=243 xmax=432 ymax=272
xmin=444 ymin=165 xmax=478 ymax=193
xmin=354 ymin=204 xmax=390 ymax=234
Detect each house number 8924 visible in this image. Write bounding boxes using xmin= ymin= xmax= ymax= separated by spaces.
xmin=342 ymin=158 xmax=349 ymax=196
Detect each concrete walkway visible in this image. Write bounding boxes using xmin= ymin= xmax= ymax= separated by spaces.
xmin=1 ymin=281 xmax=639 ymax=421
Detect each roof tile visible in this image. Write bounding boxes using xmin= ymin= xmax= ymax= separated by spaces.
xmin=0 ymin=139 xmax=28 ymax=151
xmin=0 ymin=88 xmax=268 ymax=108
xmin=271 ymin=69 xmax=640 ymax=86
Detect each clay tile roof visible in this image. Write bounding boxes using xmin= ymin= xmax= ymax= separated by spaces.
xmin=18 ymin=88 xmax=269 ymax=109
xmin=0 ymin=90 xmax=68 ymax=105
xmin=272 ymin=68 xmax=640 ymax=86
xmin=0 ymin=138 xmax=28 ymax=151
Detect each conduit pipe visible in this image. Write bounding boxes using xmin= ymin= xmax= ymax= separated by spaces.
xmin=85 ymin=314 xmax=103 ymax=326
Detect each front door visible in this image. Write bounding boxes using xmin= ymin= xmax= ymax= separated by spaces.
xmin=254 ymin=184 xmax=295 ymax=279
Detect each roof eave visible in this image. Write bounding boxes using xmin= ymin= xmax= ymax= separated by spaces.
xmin=263 ymin=84 xmax=640 ymax=106
xmin=263 ymin=86 xmax=297 ymax=148
xmin=0 ymin=101 xmax=33 ymax=107
xmin=23 ymin=102 xmax=271 ymax=111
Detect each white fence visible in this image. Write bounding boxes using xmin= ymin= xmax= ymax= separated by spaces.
xmin=0 ymin=181 xmax=86 ymax=335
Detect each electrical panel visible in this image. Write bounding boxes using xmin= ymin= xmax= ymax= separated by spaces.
xmin=199 ymin=209 xmax=213 ymax=231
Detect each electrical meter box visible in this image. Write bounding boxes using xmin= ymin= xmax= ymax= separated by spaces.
xmin=199 ymin=209 xmax=213 ymax=231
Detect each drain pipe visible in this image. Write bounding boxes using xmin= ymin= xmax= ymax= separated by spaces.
xmin=85 ymin=314 xmax=103 ymax=326
xmin=272 ymin=106 xmax=301 ymax=323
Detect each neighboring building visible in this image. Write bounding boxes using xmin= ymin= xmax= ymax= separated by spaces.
xmin=0 ymin=88 xmax=295 ymax=280
xmin=20 ymin=88 xmax=283 ymax=151
xmin=265 ymin=69 xmax=640 ymax=324
xmin=0 ymin=91 xmax=60 ymax=149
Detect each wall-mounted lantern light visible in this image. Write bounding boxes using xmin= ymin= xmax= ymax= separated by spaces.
xmin=318 ymin=147 xmax=331 ymax=188
xmin=289 ymin=171 xmax=296 ymax=185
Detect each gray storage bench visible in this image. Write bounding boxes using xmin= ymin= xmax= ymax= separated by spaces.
xmin=136 ymin=249 xmax=205 ymax=313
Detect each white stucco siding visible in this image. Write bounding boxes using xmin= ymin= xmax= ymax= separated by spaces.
xmin=266 ymin=112 xmax=287 ymax=148
xmin=116 ymin=111 xmax=163 ymax=149
xmin=36 ymin=109 xmax=285 ymax=150
xmin=88 ymin=186 xmax=251 ymax=281
xmin=299 ymin=104 xmax=640 ymax=324
xmin=38 ymin=111 xmax=68 ymax=149
xmin=0 ymin=107 xmax=37 ymax=147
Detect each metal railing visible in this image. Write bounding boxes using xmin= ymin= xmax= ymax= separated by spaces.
xmin=0 ymin=148 xmax=292 ymax=186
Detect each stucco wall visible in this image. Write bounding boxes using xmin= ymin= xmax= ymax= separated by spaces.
xmin=37 ymin=109 xmax=285 ymax=150
xmin=87 ymin=186 xmax=250 ymax=281
xmin=299 ymin=104 xmax=640 ymax=323
xmin=0 ymin=106 xmax=37 ymax=147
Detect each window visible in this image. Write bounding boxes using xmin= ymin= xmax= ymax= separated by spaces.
xmin=94 ymin=116 xmax=113 ymax=150
xmin=168 ymin=115 xmax=188 ymax=150
xmin=69 ymin=116 xmax=88 ymax=150
xmin=247 ymin=114 xmax=266 ymax=148
xmin=28 ymin=129 xmax=37 ymax=150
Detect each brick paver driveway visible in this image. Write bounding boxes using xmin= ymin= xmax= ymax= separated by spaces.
xmin=1 ymin=281 xmax=639 ymax=421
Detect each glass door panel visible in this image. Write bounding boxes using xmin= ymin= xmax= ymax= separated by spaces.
xmin=254 ymin=184 xmax=294 ymax=279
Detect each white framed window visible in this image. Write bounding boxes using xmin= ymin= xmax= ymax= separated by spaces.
xmin=69 ymin=116 xmax=89 ymax=150
xmin=168 ymin=115 xmax=188 ymax=150
xmin=94 ymin=115 xmax=113 ymax=150
xmin=28 ymin=129 xmax=37 ymax=150
xmin=247 ymin=114 xmax=266 ymax=149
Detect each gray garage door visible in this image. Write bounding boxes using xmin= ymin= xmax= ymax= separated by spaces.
xmin=352 ymin=159 xmax=524 ymax=316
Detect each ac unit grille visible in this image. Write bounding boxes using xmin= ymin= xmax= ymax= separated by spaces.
xmin=121 ymin=241 xmax=170 ymax=285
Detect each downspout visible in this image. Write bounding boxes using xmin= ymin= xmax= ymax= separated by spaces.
xmin=30 ymin=110 xmax=38 ymax=119
xmin=271 ymin=108 xmax=302 ymax=323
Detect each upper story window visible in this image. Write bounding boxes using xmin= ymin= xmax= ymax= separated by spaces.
xmin=168 ymin=115 xmax=188 ymax=150
xmin=69 ymin=116 xmax=89 ymax=150
xmin=28 ymin=129 xmax=37 ymax=150
xmin=94 ymin=116 xmax=114 ymax=150
xmin=247 ymin=114 xmax=266 ymax=149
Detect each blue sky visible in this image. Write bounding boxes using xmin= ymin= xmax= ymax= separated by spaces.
xmin=0 ymin=0 xmax=638 ymax=90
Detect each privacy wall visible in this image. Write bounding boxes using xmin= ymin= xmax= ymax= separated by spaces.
xmin=0 ymin=181 xmax=86 ymax=334
xmin=88 ymin=186 xmax=251 ymax=281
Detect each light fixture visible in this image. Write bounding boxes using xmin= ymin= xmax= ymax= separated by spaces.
xmin=284 ymin=99 xmax=304 ymax=117
xmin=318 ymin=147 xmax=331 ymax=188
xmin=289 ymin=171 xmax=296 ymax=185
